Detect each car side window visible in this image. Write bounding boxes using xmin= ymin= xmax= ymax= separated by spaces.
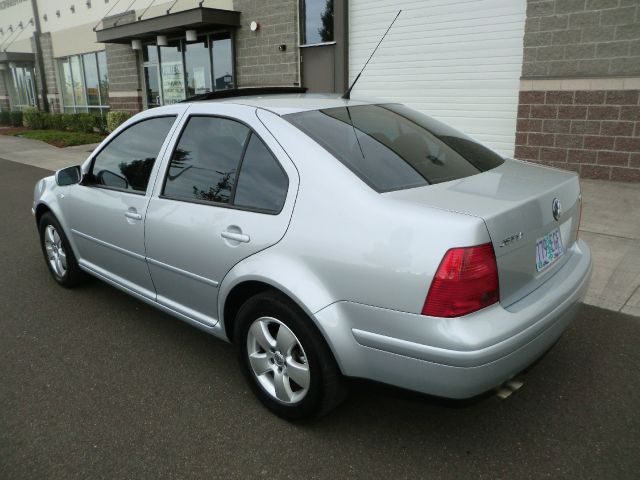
xmin=234 ymin=133 xmax=288 ymax=212
xmin=163 ymin=116 xmax=250 ymax=204
xmin=91 ymin=116 xmax=176 ymax=193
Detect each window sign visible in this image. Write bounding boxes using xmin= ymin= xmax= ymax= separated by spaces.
xmin=161 ymin=62 xmax=185 ymax=104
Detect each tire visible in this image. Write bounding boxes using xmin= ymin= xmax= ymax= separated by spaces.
xmin=235 ymin=291 xmax=347 ymax=421
xmin=38 ymin=212 xmax=86 ymax=288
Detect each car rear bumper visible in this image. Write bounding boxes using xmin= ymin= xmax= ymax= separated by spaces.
xmin=314 ymin=239 xmax=592 ymax=399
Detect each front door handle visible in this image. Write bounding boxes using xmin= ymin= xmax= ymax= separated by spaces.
xmin=221 ymin=230 xmax=250 ymax=243
xmin=124 ymin=211 xmax=142 ymax=221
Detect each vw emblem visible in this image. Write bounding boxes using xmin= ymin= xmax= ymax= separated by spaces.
xmin=552 ymin=198 xmax=562 ymax=221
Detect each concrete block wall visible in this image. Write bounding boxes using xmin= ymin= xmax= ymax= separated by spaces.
xmin=103 ymin=11 xmax=142 ymax=113
xmin=40 ymin=33 xmax=61 ymax=113
xmin=233 ymin=0 xmax=299 ymax=87
xmin=516 ymin=84 xmax=640 ymax=182
xmin=523 ymin=0 xmax=640 ymax=77
xmin=516 ymin=0 xmax=640 ymax=182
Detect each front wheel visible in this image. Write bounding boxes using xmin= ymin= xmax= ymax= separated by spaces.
xmin=235 ymin=291 xmax=346 ymax=420
xmin=38 ymin=212 xmax=86 ymax=288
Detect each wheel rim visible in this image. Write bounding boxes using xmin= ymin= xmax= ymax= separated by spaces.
xmin=44 ymin=225 xmax=67 ymax=278
xmin=246 ymin=317 xmax=310 ymax=404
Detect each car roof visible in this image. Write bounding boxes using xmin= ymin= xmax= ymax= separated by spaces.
xmin=185 ymin=93 xmax=382 ymax=115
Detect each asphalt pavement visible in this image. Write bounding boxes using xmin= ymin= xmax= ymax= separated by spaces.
xmin=1 ymin=158 xmax=639 ymax=479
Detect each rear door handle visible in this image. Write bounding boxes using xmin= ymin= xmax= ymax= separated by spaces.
xmin=221 ymin=231 xmax=250 ymax=243
xmin=124 ymin=211 xmax=142 ymax=221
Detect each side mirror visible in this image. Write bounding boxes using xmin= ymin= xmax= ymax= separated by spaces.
xmin=55 ymin=165 xmax=82 ymax=186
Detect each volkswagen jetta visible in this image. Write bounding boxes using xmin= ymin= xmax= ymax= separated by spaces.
xmin=32 ymin=92 xmax=592 ymax=420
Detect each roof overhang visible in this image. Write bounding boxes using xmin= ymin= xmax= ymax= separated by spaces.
xmin=96 ymin=7 xmax=241 ymax=44
xmin=0 ymin=51 xmax=35 ymax=64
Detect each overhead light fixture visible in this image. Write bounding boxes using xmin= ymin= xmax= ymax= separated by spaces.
xmin=131 ymin=39 xmax=142 ymax=50
xmin=156 ymin=35 xmax=167 ymax=46
xmin=56 ymin=10 xmax=60 ymax=17
xmin=70 ymin=5 xmax=75 ymax=13
xmin=86 ymin=0 xmax=92 ymax=7
xmin=185 ymin=29 xmax=197 ymax=42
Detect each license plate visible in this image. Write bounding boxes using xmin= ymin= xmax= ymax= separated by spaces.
xmin=535 ymin=228 xmax=564 ymax=272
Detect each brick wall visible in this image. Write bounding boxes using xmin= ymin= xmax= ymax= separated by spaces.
xmin=523 ymin=0 xmax=640 ymax=77
xmin=516 ymin=0 xmax=640 ymax=182
xmin=104 ymin=11 xmax=143 ymax=113
xmin=516 ymin=88 xmax=640 ymax=181
xmin=234 ymin=0 xmax=299 ymax=87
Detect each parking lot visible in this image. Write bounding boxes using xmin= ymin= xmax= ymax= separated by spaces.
xmin=1 ymin=158 xmax=639 ymax=479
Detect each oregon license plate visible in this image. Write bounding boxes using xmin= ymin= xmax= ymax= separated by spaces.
xmin=535 ymin=228 xmax=564 ymax=272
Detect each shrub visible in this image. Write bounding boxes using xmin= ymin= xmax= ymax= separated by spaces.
xmin=10 ymin=111 xmax=23 ymax=127
xmin=47 ymin=113 xmax=67 ymax=131
xmin=107 ymin=111 xmax=131 ymax=133
xmin=63 ymin=113 xmax=98 ymax=133
xmin=0 ymin=111 xmax=10 ymax=125
xmin=23 ymin=108 xmax=49 ymax=129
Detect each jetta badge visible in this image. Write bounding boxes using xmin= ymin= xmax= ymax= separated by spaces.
xmin=552 ymin=198 xmax=562 ymax=221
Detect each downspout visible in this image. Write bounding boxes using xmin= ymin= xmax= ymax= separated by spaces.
xmin=30 ymin=0 xmax=49 ymax=112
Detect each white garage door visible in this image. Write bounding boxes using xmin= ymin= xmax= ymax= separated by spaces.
xmin=349 ymin=0 xmax=526 ymax=157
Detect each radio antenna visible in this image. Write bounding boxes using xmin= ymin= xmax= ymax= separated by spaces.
xmin=342 ymin=10 xmax=401 ymax=100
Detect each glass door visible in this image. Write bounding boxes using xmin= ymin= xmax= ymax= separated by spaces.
xmin=144 ymin=65 xmax=161 ymax=108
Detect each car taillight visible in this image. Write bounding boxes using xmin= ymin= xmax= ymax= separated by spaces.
xmin=422 ymin=243 xmax=499 ymax=318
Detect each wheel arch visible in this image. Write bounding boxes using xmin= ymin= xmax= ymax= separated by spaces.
xmin=218 ymin=255 xmax=336 ymax=347
xmin=34 ymin=202 xmax=52 ymax=226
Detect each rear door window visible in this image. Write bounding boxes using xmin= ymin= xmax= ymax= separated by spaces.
xmin=163 ymin=116 xmax=250 ymax=204
xmin=162 ymin=116 xmax=288 ymax=213
xmin=285 ymin=104 xmax=504 ymax=192
xmin=234 ymin=133 xmax=288 ymax=212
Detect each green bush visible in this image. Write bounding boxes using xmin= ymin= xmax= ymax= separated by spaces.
xmin=23 ymin=108 xmax=50 ymax=129
xmin=10 ymin=111 xmax=23 ymax=127
xmin=46 ymin=113 xmax=66 ymax=131
xmin=0 ymin=111 xmax=10 ymax=125
xmin=107 ymin=111 xmax=131 ymax=133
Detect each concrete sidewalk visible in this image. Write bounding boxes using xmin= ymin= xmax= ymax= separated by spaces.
xmin=1 ymin=134 xmax=639 ymax=317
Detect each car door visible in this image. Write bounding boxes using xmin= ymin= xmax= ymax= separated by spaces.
xmin=63 ymin=113 xmax=180 ymax=299
xmin=144 ymin=104 xmax=298 ymax=327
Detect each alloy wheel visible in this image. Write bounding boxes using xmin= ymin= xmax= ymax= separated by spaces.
xmin=246 ymin=316 xmax=310 ymax=404
xmin=44 ymin=225 xmax=67 ymax=278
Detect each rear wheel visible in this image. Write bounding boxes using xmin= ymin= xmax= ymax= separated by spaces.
xmin=39 ymin=212 xmax=86 ymax=287
xmin=235 ymin=291 xmax=346 ymax=420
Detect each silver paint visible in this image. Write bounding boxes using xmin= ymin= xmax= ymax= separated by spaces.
xmin=33 ymin=95 xmax=592 ymax=400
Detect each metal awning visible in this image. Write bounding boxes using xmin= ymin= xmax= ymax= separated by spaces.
xmin=0 ymin=52 xmax=35 ymax=64
xmin=96 ymin=7 xmax=241 ymax=44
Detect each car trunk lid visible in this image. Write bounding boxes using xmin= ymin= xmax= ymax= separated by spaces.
xmin=385 ymin=160 xmax=581 ymax=307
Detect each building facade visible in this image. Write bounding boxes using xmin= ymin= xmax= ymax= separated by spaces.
xmin=1 ymin=0 xmax=638 ymax=181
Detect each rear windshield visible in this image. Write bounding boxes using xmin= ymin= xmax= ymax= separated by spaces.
xmin=284 ymin=104 xmax=504 ymax=192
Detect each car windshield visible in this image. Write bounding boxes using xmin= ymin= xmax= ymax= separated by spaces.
xmin=284 ymin=103 xmax=504 ymax=192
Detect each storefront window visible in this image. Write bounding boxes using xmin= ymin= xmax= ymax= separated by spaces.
xmin=58 ymin=51 xmax=110 ymax=114
xmin=7 ymin=65 xmax=37 ymax=110
xmin=300 ymin=0 xmax=334 ymax=45
xmin=212 ymin=33 xmax=233 ymax=91
xmin=142 ymin=31 xmax=234 ymax=108
xmin=185 ymin=36 xmax=211 ymax=97
xmin=160 ymin=41 xmax=185 ymax=104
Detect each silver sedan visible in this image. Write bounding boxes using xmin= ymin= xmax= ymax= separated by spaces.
xmin=32 ymin=94 xmax=592 ymax=420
